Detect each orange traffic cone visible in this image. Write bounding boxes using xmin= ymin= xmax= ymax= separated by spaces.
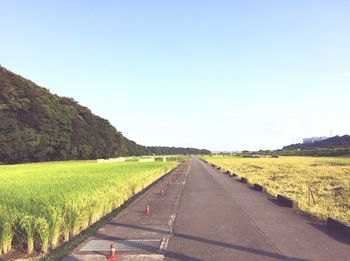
xmin=107 ymin=243 xmax=118 ymax=260
xmin=145 ymin=204 xmax=150 ymax=215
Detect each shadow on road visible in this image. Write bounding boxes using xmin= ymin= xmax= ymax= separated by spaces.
xmin=92 ymin=230 xmax=202 ymax=261
xmin=308 ymin=222 xmax=350 ymax=245
xmin=93 ymin=222 xmax=308 ymax=261
xmin=266 ymin=199 xmax=350 ymax=245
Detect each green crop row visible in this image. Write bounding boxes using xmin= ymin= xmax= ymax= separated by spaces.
xmin=0 ymin=160 xmax=176 ymax=255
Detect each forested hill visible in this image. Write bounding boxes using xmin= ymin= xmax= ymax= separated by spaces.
xmin=283 ymin=135 xmax=350 ymax=150
xmin=0 ymin=66 xmax=210 ymax=164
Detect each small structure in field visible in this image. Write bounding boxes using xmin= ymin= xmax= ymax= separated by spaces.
xmin=139 ymin=157 xmax=155 ymax=162
xmin=97 ymin=157 xmax=126 ymax=163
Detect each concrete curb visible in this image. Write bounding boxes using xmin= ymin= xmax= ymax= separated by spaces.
xmin=202 ymin=159 xmax=350 ymax=240
xmin=253 ymin=184 xmax=265 ymax=192
xmin=239 ymin=177 xmax=248 ymax=183
xmin=277 ymin=194 xmax=298 ymax=209
xmin=327 ymin=217 xmax=350 ymax=238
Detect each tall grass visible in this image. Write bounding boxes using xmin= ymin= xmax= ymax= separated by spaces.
xmin=203 ymin=156 xmax=350 ymax=224
xmin=0 ymin=161 xmax=176 ymax=255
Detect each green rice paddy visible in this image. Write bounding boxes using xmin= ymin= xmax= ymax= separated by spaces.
xmin=0 ymin=160 xmax=176 ymax=254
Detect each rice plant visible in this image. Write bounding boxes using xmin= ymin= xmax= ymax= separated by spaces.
xmin=0 ymin=160 xmax=176 ymax=255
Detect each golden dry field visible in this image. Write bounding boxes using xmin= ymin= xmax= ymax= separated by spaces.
xmin=202 ymin=156 xmax=350 ymax=224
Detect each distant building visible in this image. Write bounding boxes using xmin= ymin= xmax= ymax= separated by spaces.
xmin=303 ymin=136 xmax=328 ymax=144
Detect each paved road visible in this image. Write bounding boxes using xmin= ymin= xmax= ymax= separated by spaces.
xmin=164 ymin=157 xmax=350 ymax=261
xmin=63 ymin=157 xmax=350 ymax=261
xmin=63 ymin=160 xmax=191 ymax=261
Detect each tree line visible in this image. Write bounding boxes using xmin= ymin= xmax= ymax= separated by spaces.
xmin=283 ymin=135 xmax=350 ymax=150
xmin=0 ymin=66 xmax=210 ymax=164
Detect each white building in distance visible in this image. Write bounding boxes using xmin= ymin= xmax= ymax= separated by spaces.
xmin=303 ymin=136 xmax=328 ymax=144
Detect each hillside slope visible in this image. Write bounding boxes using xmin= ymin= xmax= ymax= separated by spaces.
xmin=283 ymin=135 xmax=350 ymax=150
xmin=0 ymin=66 xmax=210 ymax=163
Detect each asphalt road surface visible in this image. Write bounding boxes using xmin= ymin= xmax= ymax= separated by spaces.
xmin=63 ymin=157 xmax=349 ymax=261
xmin=63 ymin=160 xmax=191 ymax=261
xmin=164 ymin=157 xmax=350 ymax=261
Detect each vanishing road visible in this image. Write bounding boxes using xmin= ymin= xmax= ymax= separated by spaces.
xmin=64 ymin=157 xmax=350 ymax=261
xmin=165 ymin=157 xmax=350 ymax=260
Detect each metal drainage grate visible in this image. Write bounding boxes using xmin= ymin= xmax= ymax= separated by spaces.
xmin=80 ymin=239 xmax=162 ymax=252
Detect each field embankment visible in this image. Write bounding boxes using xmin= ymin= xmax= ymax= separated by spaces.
xmin=0 ymin=160 xmax=176 ymax=256
xmin=202 ymin=156 xmax=350 ymax=224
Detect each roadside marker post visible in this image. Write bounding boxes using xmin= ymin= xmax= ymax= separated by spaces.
xmin=307 ymin=182 xmax=310 ymax=206
xmin=307 ymin=182 xmax=316 ymax=206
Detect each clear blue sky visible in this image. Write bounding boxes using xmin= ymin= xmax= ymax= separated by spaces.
xmin=1 ymin=1 xmax=349 ymax=151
